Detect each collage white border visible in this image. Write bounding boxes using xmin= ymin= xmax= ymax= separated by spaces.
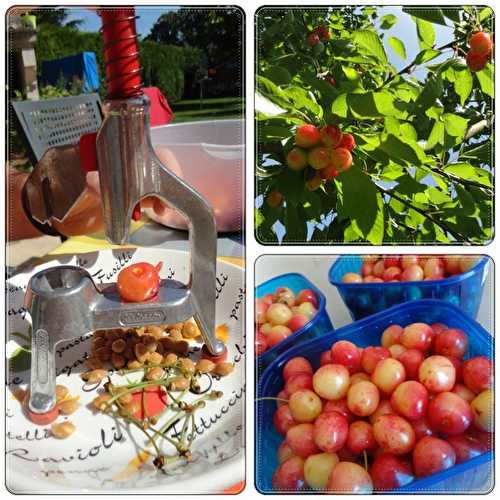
xmin=1 ymin=0 xmax=498 ymax=498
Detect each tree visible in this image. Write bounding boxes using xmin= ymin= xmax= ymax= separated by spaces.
xmin=146 ymin=7 xmax=243 ymax=98
xmin=29 ymin=7 xmax=82 ymax=28
xmin=255 ymin=7 xmax=493 ymax=245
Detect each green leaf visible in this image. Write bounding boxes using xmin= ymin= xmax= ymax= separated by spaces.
xmin=255 ymin=208 xmax=265 ymax=228
xmin=413 ymin=49 xmax=441 ymax=65
xmin=331 ymin=93 xmax=348 ymax=117
xmin=258 ymin=125 xmax=293 ymax=142
xmin=334 ymin=91 xmax=398 ymax=119
xmin=353 ymin=30 xmax=388 ymax=65
xmin=403 ymin=7 xmax=448 ymax=26
xmin=443 ymin=113 xmax=468 ymax=137
xmin=415 ymin=18 xmax=436 ymax=50
xmin=388 ymin=36 xmax=407 ymax=60
xmin=335 ymin=167 xmax=382 ymax=240
xmin=478 ymin=7 xmax=493 ymax=22
xmin=380 ymin=14 xmax=397 ymax=30
xmin=379 ymin=135 xmax=425 ymax=165
xmin=285 ymin=86 xmax=323 ymax=117
xmin=414 ymin=74 xmax=443 ymax=112
xmin=256 ymin=75 xmax=291 ymax=108
xmin=342 ymin=66 xmax=360 ymax=81
xmin=453 ymin=68 xmax=473 ymax=105
xmin=263 ymin=65 xmax=292 ymax=86
xmin=426 ymin=120 xmax=445 ymax=149
xmin=444 ymin=163 xmax=492 ymax=188
xmin=476 ymin=64 xmax=494 ymax=98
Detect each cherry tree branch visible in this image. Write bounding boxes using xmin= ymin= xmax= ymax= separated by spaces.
xmin=376 ymin=185 xmax=473 ymax=244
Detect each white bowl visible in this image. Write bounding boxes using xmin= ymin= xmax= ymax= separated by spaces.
xmin=148 ymin=119 xmax=244 ymax=233
xmin=6 ymin=248 xmax=245 ymax=493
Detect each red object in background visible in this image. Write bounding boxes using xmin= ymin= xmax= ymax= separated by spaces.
xmin=100 ymin=8 xmax=142 ymax=99
xmin=143 ymin=87 xmax=174 ymax=126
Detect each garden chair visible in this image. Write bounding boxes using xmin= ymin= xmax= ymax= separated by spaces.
xmin=11 ymin=93 xmax=102 ymax=164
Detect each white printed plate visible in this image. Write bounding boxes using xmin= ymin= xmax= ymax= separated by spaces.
xmin=6 ymin=248 xmax=245 ymax=494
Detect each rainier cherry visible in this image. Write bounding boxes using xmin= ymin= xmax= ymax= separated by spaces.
xmin=308 ymin=146 xmax=331 ymax=170
xmin=319 ymin=124 xmax=342 ymax=148
xmin=330 ymin=147 xmax=353 ymax=172
xmin=338 ymin=133 xmax=356 ymax=151
xmin=295 ymin=124 xmax=320 ymax=148
xmin=462 ymin=356 xmax=493 ymax=393
xmin=272 ymin=455 xmax=305 ymax=490
xmin=320 ymin=165 xmax=339 ymax=180
xmin=286 ymin=147 xmax=308 ymax=171
xmin=327 ymin=461 xmax=373 ymax=494
xmin=413 ymin=436 xmax=456 ymax=477
xmin=304 ymin=453 xmax=338 ymax=490
xmin=427 ymin=391 xmax=473 ymax=435
xmin=283 ymin=357 xmax=313 ymax=380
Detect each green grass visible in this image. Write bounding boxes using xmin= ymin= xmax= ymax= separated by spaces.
xmin=173 ymin=96 xmax=243 ymax=107
xmin=171 ymin=113 xmax=243 ymax=124
xmin=171 ymin=96 xmax=244 ymax=123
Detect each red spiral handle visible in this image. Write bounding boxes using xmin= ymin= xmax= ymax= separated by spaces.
xmin=99 ymin=8 xmax=143 ymax=100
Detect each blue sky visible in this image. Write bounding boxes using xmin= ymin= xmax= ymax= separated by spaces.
xmin=64 ymin=7 xmax=179 ymax=38
xmin=379 ymin=6 xmax=454 ymax=74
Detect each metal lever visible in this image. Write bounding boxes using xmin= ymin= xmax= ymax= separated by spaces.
xmin=25 ymin=264 xmax=225 ymax=414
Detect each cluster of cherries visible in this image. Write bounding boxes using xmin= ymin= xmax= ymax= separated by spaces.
xmin=255 ymin=287 xmax=319 ymax=356
xmin=466 ymin=31 xmax=493 ymax=72
xmin=266 ymin=122 xmax=356 ymax=208
xmin=270 ymin=322 xmax=492 ymax=492
xmin=342 ymin=255 xmax=479 ymax=284
xmin=307 ymin=24 xmax=331 ymax=49
xmin=289 ymin=123 xmax=355 ymax=186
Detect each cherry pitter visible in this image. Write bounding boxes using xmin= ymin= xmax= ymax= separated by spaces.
xmin=21 ymin=8 xmax=225 ymax=416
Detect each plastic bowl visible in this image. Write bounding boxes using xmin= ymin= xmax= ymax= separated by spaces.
xmin=329 ymin=256 xmax=489 ymax=321
xmin=256 ymin=299 xmax=494 ymax=494
xmin=147 ymin=119 xmax=244 ymax=233
xmin=256 ymin=273 xmax=333 ymax=374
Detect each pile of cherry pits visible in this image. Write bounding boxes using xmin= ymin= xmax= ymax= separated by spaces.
xmin=342 ymin=255 xmax=480 ymax=284
xmin=255 ymin=287 xmax=319 ymax=356
xmin=270 ymin=321 xmax=493 ymax=493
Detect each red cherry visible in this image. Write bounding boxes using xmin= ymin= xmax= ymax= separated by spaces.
xmin=469 ymin=32 xmax=493 ymax=56
xmin=338 ymin=133 xmax=356 ymax=151
xmin=295 ymin=124 xmax=321 ymax=148
xmin=307 ymin=32 xmax=320 ymax=47
xmin=330 ymin=147 xmax=353 ymax=172
xmin=319 ymin=124 xmax=342 ymax=148
xmin=466 ymin=50 xmax=489 ymax=72
xmin=255 ymin=332 xmax=268 ymax=356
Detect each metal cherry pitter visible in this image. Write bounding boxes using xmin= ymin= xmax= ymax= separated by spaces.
xmin=21 ymin=8 xmax=225 ymax=416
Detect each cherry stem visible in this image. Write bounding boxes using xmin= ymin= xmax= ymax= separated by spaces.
xmin=255 ymin=396 xmax=290 ymax=403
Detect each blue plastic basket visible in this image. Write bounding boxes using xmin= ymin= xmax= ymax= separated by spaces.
xmin=255 ymin=300 xmax=494 ymax=494
xmin=329 ymin=256 xmax=489 ymax=321
xmin=256 ymin=273 xmax=333 ymax=374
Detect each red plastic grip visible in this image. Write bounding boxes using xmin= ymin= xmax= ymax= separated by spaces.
xmin=99 ymin=8 xmax=142 ymax=99
xmin=79 ymin=132 xmax=98 ymax=172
